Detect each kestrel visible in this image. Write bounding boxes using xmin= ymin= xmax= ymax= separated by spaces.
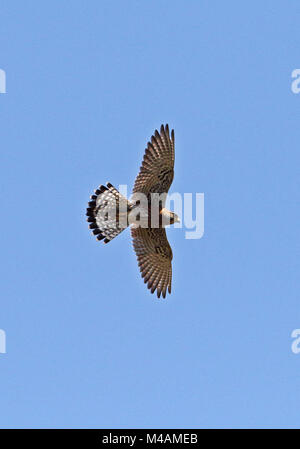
xmin=86 ymin=124 xmax=179 ymax=298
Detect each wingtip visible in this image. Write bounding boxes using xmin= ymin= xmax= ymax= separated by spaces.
xmin=160 ymin=123 xmax=174 ymax=141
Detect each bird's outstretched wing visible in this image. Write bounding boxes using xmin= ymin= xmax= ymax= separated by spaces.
xmin=131 ymin=226 xmax=173 ymax=298
xmin=133 ymin=124 xmax=175 ymax=201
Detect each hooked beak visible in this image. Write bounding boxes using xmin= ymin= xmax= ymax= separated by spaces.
xmin=175 ymin=216 xmax=180 ymax=223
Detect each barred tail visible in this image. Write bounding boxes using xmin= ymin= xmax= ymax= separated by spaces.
xmin=86 ymin=182 xmax=132 ymax=244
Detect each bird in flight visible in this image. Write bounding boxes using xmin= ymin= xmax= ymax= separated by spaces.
xmin=86 ymin=124 xmax=179 ymax=298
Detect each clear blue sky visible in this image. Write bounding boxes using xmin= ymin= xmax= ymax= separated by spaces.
xmin=0 ymin=1 xmax=299 ymax=429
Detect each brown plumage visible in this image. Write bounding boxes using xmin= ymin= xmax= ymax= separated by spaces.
xmin=86 ymin=124 xmax=178 ymax=299
xmin=131 ymin=227 xmax=173 ymax=298
xmin=133 ymin=125 xmax=175 ymax=197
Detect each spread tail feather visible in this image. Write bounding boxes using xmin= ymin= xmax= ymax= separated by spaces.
xmin=86 ymin=182 xmax=132 ymax=244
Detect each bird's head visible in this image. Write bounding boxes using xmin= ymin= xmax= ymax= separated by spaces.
xmin=161 ymin=208 xmax=180 ymax=225
xmin=171 ymin=212 xmax=180 ymax=224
